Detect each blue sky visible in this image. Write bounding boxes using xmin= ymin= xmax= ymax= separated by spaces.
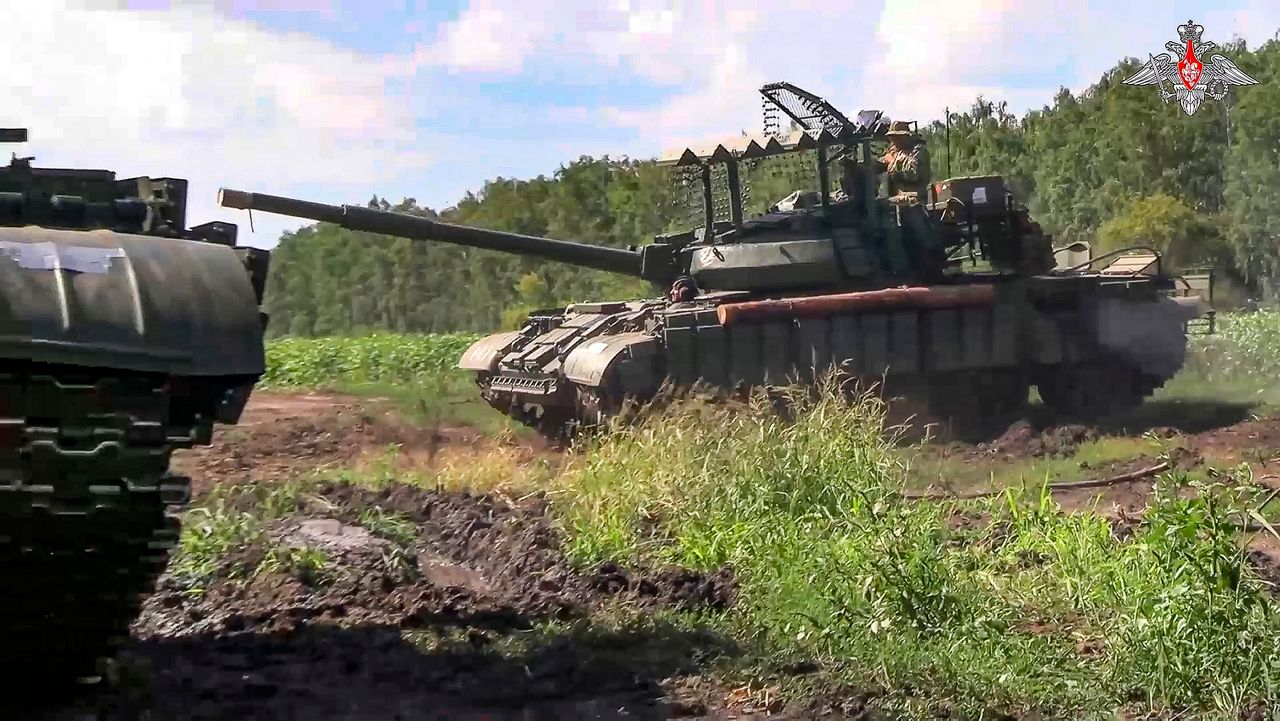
xmin=7 ymin=1 xmax=1279 ymax=247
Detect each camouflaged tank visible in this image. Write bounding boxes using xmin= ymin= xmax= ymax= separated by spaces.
xmin=0 ymin=128 xmax=269 ymax=688
xmin=218 ymin=82 xmax=1212 ymax=441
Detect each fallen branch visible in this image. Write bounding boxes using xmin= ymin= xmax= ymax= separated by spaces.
xmin=907 ymin=462 xmax=1170 ymax=501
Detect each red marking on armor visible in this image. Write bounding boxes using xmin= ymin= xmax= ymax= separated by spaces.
xmin=1178 ymin=39 xmax=1202 ymax=90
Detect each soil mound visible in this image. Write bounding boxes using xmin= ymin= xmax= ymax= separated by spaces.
xmin=972 ymin=420 xmax=1097 ymax=460
xmin=24 ymin=482 xmax=738 ymax=720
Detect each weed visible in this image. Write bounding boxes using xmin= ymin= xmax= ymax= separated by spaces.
xmin=170 ymin=481 xmax=308 ymax=586
xmin=172 ymin=500 xmax=263 ymax=586
xmin=1169 ymin=310 xmax=1280 ymax=415
xmin=555 ymin=376 xmax=1280 ymax=719
xmin=359 ymin=506 xmax=418 ymax=547
xmin=201 ymin=316 xmax=1280 ymax=717
xmin=260 ymin=544 xmax=331 ymax=585
xmin=259 ymin=331 xmax=520 ymax=433
xmin=257 ymin=313 xmax=1280 ymax=434
xmin=1186 ymin=311 xmax=1280 ymax=382
xmin=904 ymin=435 xmax=1173 ymax=496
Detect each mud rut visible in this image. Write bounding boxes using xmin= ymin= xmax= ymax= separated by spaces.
xmin=19 ymin=391 xmax=1280 ymax=721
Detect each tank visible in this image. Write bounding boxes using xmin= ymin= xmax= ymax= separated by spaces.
xmin=217 ymin=82 xmax=1211 ymax=440
xmin=0 ymin=128 xmax=269 ymax=690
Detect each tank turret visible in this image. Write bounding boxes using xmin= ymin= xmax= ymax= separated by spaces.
xmin=219 ymin=105 xmax=1050 ymax=300
xmin=220 ymin=84 xmax=1065 ymax=301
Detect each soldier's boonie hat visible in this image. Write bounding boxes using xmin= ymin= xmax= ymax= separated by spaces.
xmin=886 ymin=120 xmax=915 ymax=136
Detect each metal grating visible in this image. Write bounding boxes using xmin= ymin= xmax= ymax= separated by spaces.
xmin=759 ymin=81 xmax=854 ymax=136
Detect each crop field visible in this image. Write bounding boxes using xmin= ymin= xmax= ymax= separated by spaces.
xmin=261 ymin=331 xmax=485 ymax=388
xmin=39 ymin=312 xmax=1280 ymax=721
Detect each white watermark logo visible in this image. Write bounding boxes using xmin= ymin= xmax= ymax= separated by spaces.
xmin=1122 ymin=20 xmax=1259 ymax=116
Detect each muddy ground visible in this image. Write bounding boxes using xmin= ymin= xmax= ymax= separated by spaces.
xmin=78 ymin=481 xmax=742 ymax=721
xmin=23 ymin=391 xmax=1280 ymax=720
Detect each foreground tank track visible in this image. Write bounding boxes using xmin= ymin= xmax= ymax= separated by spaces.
xmin=0 ymin=362 xmax=218 ymax=692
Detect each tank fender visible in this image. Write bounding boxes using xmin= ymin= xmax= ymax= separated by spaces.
xmin=0 ymin=226 xmax=264 ymax=377
xmin=562 ymin=332 xmax=660 ymax=393
xmin=1094 ymin=296 xmax=1200 ymax=379
xmin=458 ymin=331 xmax=523 ymax=372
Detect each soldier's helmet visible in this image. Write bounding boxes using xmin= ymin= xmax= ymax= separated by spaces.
xmin=886 ymin=120 xmax=916 ymax=139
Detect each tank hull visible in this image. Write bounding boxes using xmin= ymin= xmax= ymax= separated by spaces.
xmin=460 ymin=274 xmax=1207 ymax=440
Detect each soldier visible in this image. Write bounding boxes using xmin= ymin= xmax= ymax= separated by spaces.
xmin=877 ymin=120 xmax=940 ymax=277
xmin=876 ymin=120 xmax=931 ymax=204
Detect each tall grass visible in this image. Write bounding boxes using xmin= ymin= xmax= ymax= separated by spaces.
xmin=556 ymin=381 xmax=1280 ymax=719
xmin=243 ymin=323 xmax=1280 ymax=715
xmin=1186 ymin=310 xmax=1280 ymax=381
xmin=1157 ymin=310 xmax=1280 ymax=414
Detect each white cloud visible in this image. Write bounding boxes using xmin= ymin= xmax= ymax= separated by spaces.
xmin=853 ymin=0 xmax=1078 ymax=124
xmin=409 ymin=0 xmax=1065 ymax=151
xmin=427 ymin=0 xmax=863 ymax=152
xmin=1 ymin=2 xmax=433 ymax=247
xmin=419 ymin=0 xmax=550 ymax=74
xmin=1203 ymin=0 xmax=1280 ymax=49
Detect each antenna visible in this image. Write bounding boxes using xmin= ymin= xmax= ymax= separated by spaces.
xmin=945 ymin=108 xmax=951 ymax=177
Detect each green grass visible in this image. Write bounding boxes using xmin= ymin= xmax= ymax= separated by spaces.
xmin=171 ymin=473 xmax=433 ymax=592
xmin=1186 ymin=311 xmax=1280 ymax=381
xmin=171 ymin=480 xmax=306 ymax=591
xmin=259 ymin=313 xmax=1280 ymax=393
xmin=555 ymin=382 xmax=1280 ymax=719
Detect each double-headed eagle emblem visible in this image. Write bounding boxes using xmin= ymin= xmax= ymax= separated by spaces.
xmin=1123 ymin=20 xmax=1258 ymax=116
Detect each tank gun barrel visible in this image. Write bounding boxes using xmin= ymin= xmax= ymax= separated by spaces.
xmin=218 ymin=188 xmax=650 ymax=279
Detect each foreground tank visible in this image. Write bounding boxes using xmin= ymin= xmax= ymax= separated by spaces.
xmin=218 ymin=82 xmax=1210 ymax=440
xmin=0 ymin=129 xmax=269 ymax=689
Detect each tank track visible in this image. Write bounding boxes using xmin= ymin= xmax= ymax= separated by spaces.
xmin=484 ymin=371 xmax=1034 ymax=444
xmin=484 ymin=356 xmax=1173 ymax=444
xmin=0 ymin=363 xmax=216 ymax=692
xmin=1033 ymin=358 xmax=1168 ymax=420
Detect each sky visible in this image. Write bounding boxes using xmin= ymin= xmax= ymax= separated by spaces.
xmin=4 ymin=0 xmax=1278 ymax=248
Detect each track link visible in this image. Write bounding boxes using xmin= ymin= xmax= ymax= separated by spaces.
xmin=0 ymin=364 xmax=216 ymax=692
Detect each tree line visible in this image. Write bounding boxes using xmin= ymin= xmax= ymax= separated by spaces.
xmin=262 ymin=36 xmax=1280 ymax=337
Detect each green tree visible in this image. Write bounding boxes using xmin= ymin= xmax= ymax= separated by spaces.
xmin=500 ymin=272 xmax=559 ymax=328
xmin=1095 ymin=194 xmax=1224 ymax=270
xmin=1222 ymin=39 xmax=1280 ymax=297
